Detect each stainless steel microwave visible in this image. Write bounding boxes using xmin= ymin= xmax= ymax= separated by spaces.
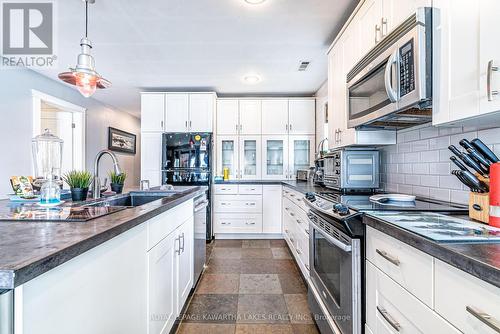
xmin=346 ymin=7 xmax=432 ymax=129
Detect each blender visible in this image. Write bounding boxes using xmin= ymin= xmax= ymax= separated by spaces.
xmin=31 ymin=129 xmax=64 ymax=205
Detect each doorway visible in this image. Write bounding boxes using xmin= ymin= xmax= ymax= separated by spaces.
xmin=32 ymin=90 xmax=86 ymax=177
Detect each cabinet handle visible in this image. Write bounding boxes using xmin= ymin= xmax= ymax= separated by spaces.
xmin=296 ymin=219 xmax=302 ymax=224
xmin=377 ymin=306 xmax=401 ymax=332
xmin=290 ymin=238 xmax=295 ymax=243
xmin=487 ymin=60 xmax=499 ymax=101
xmin=245 ymin=202 xmax=256 ymax=206
xmin=236 ymin=124 xmax=238 ymax=132
xmin=174 ymin=236 xmax=181 ymax=255
xmin=286 ymin=124 xmax=288 ymax=131
xmin=285 ymin=229 xmax=289 ymax=234
xmin=240 ymin=124 xmax=243 ymax=132
xmin=304 ymin=228 xmax=309 ymax=235
xmin=160 ymin=120 xmax=164 ymax=129
xmin=245 ymin=222 xmax=256 ymax=225
xmin=376 ymin=249 xmax=401 ymax=266
xmin=289 ymin=124 xmax=293 ymax=131
xmin=189 ymin=120 xmax=192 ymax=129
xmin=305 ymin=264 xmax=310 ymax=270
xmin=466 ymin=306 xmax=500 ymax=333
xmin=296 ymin=247 xmax=302 ymax=255
xmin=375 ymin=24 xmax=381 ymax=43
xmin=289 ymin=212 xmax=295 ymax=217
xmin=381 ymin=17 xmax=388 ymax=37
xmin=221 ymin=222 xmax=231 ymax=225
xmin=180 ymin=232 xmax=185 ymax=252
xmin=338 ymin=129 xmax=342 ymax=143
xmin=185 ymin=121 xmax=188 ymax=129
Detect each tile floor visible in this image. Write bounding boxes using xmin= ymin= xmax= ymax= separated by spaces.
xmin=177 ymin=239 xmax=319 ymax=334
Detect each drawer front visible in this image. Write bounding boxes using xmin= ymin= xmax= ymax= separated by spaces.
xmin=213 ymin=184 xmax=238 ymax=195
xmin=147 ymin=200 xmax=193 ymax=250
xmin=238 ymin=184 xmax=263 ymax=195
xmin=214 ymin=195 xmax=262 ymax=213
xmin=213 ymin=213 xmax=262 ymax=234
xmin=366 ymin=226 xmax=434 ymax=307
xmin=435 ymin=259 xmax=500 ymax=334
xmin=366 ymin=261 xmax=460 ymax=334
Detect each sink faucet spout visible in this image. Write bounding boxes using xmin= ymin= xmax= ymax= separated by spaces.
xmin=93 ymin=149 xmax=122 ymax=199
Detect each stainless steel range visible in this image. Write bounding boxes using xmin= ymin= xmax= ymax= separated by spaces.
xmin=304 ymin=191 xmax=469 ymax=334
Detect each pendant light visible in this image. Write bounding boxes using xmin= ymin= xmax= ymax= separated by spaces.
xmin=58 ymin=0 xmax=111 ymax=98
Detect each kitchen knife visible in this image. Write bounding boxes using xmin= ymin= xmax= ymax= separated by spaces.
xmin=448 ymin=145 xmax=488 ymax=177
xmin=466 ymin=148 xmax=490 ymax=172
xmin=460 ymin=139 xmax=491 ymax=172
xmin=471 ymin=138 xmax=500 ymax=163
xmin=461 ymin=170 xmax=489 ymax=193
xmin=452 ymin=170 xmax=478 ymax=192
xmin=450 ymin=156 xmax=469 ymax=171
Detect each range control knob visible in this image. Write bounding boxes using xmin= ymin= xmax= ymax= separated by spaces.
xmin=333 ymin=203 xmax=349 ymax=216
xmin=305 ymin=192 xmax=316 ymax=202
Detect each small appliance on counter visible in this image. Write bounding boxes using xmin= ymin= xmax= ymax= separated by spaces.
xmin=31 ymin=129 xmax=64 ymax=206
xmin=448 ymin=137 xmax=500 ymax=226
xmin=323 ymin=148 xmax=379 ymax=191
xmin=313 ymin=157 xmax=325 ymax=186
xmin=296 ymin=168 xmax=314 ymax=182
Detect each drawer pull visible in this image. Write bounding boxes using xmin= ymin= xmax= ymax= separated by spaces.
xmin=221 ymin=202 xmax=230 ymax=206
xmin=245 ymin=202 xmax=256 ymax=206
xmin=285 ymin=229 xmax=289 ymax=234
xmin=466 ymin=306 xmax=500 ymax=333
xmin=305 ymin=264 xmax=310 ymax=270
xmin=290 ymin=194 xmax=296 ymax=197
xmin=377 ymin=306 xmax=401 ymax=332
xmin=289 ymin=212 xmax=295 ymax=217
xmin=221 ymin=222 xmax=231 ymax=225
xmin=376 ymin=249 xmax=401 ymax=266
xmin=304 ymin=229 xmax=309 ymax=235
xmin=296 ymin=248 xmax=302 ymax=255
xmin=245 ymin=222 xmax=256 ymax=225
xmin=296 ymin=219 xmax=303 ymax=224
xmin=290 ymin=238 xmax=295 ymax=243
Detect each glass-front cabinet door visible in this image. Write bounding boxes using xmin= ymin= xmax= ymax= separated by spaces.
xmin=216 ymin=136 xmax=239 ymax=180
xmin=262 ymin=135 xmax=289 ymax=180
xmin=289 ymin=135 xmax=315 ymax=178
xmin=239 ymin=136 xmax=261 ymax=180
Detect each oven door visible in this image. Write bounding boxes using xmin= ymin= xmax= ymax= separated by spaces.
xmin=309 ymin=218 xmax=361 ymax=334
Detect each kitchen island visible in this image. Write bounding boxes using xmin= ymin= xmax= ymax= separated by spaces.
xmin=0 ymin=186 xmax=205 ymax=334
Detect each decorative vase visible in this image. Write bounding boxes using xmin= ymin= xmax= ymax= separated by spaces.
xmin=71 ymin=188 xmax=88 ymax=202
xmin=111 ymin=183 xmax=124 ymax=194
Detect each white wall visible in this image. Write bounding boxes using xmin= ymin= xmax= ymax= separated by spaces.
xmin=315 ymin=80 xmax=329 ymax=151
xmin=0 ymin=68 xmax=141 ymax=197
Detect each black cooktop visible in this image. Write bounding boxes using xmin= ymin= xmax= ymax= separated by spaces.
xmin=316 ymin=191 xmax=468 ymax=214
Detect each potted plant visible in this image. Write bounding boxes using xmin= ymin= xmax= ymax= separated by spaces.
xmin=62 ymin=170 xmax=93 ymax=202
xmin=109 ymin=171 xmax=126 ymax=194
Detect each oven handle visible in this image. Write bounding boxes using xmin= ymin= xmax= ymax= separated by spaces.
xmin=309 ymin=220 xmax=352 ymax=253
xmin=384 ymin=49 xmax=399 ymax=103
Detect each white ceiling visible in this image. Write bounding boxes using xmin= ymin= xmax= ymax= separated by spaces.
xmin=38 ymin=0 xmax=358 ymax=117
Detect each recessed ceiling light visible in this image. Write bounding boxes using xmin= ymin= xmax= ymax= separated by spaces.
xmin=243 ymin=74 xmax=261 ymax=84
xmin=244 ymin=0 xmax=266 ymax=5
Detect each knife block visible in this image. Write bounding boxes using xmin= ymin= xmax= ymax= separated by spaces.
xmin=468 ymin=174 xmax=490 ymax=224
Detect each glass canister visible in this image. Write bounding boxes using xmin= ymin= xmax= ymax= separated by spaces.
xmin=32 ymin=129 xmax=64 ymax=204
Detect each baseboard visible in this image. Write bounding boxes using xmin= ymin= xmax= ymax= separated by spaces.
xmin=214 ymin=233 xmax=284 ymax=239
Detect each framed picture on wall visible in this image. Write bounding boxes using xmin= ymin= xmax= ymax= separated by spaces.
xmin=108 ymin=127 xmax=136 ymax=154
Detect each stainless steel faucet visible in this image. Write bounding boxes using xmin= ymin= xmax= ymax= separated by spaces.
xmin=92 ymin=149 xmax=123 ymax=199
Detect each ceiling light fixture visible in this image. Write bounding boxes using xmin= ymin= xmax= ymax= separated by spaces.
xmin=243 ymin=74 xmax=262 ymax=84
xmin=244 ymin=0 xmax=266 ymax=5
xmin=58 ymin=0 xmax=111 ymax=98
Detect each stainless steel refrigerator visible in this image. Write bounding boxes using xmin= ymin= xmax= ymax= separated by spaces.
xmin=162 ymin=132 xmax=213 ymax=240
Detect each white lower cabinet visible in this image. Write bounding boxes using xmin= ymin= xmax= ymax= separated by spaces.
xmin=366 ymin=260 xmax=460 ymax=334
xmin=213 ymin=184 xmax=282 ymax=235
xmin=435 ymin=259 xmax=500 ymax=334
xmin=16 ymin=200 xmax=194 ymax=334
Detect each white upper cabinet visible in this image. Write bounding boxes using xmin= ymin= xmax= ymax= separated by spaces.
xmin=239 ymin=136 xmax=262 ymax=180
xmin=381 ymin=0 xmax=431 ymax=37
xmin=479 ymin=0 xmax=500 ymax=115
xmin=141 ymin=94 xmax=165 ymax=132
xmin=216 ymin=136 xmax=239 ymax=178
xmin=288 ymin=99 xmax=315 ymax=135
xmin=261 ymin=135 xmax=289 ymax=180
xmin=262 ymin=99 xmax=289 ymax=135
xmin=217 ymin=100 xmax=239 ymax=135
xmin=189 ymin=94 xmax=214 ymax=132
xmin=433 ymin=0 xmax=481 ymax=125
xmin=239 ymin=100 xmax=262 ymax=135
xmin=165 ymin=94 xmax=190 ymax=132
xmin=357 ymin=0 xmax=383 ymax=57
xmin=288 ymin=135 xmax=315 ymax=176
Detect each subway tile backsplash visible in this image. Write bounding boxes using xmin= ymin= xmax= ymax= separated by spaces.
xmin=379 ymin=124 xmax=500 ymax=204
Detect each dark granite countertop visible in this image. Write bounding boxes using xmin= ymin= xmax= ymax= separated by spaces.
xmin=0 ymin=187 xmax=205 ymax=290
xmin=214 ymin=179 xmax=328 ymax=194
xmin=364 ymin=214 xmax=500 ymax=288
